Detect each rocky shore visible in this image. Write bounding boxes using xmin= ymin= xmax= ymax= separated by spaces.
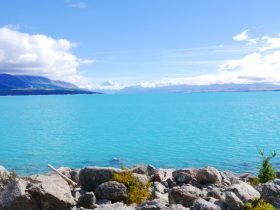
xmin=0 ymin=164 xmax=279 ymax=210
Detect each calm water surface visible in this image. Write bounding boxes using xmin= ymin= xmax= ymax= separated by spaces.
xmin=1 ymin=92 xmax=280 ymax=175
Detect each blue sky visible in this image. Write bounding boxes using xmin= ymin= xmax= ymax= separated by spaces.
xmin=0 ymin=0 xmax=280 ymax=89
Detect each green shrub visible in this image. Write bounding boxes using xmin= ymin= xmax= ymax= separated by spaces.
xmin=258 ymin=150 xmax=277 ymax=183
xmin=112 ymin=170 xmax=152 ymax=204
xmin=245 ymin=199 xmax=276 ymax=210
xmin=249 ymin=177 xmax=260 ymax=186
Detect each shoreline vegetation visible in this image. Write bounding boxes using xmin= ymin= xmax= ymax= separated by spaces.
xmin=0 ymin=162 xmax=279 ymax=210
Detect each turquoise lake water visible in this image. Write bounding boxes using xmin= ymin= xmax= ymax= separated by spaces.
xmin=1 ymin=92 xmax=280 ymax=175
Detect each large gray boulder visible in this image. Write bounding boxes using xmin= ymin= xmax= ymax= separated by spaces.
xmin=152 ymin=182 xmax=169 ymax=203
xmin=136 ymin=199 xmax=189 ymax=210
xmin=94 ymin=202 xmax=135 ymax=210
xmin=79 ymin=167 xmax=121 ymax=191
xmin=0 ymin=166 xmax=12 ymax=190
xmin=70 ymin=169 xmax=80 ymax=183
xmin=225 ymin=191 xmax=243 ymax=210
xmin=136 ymin=199 xmax=167 ymax=210
xmin=207 ymin=188 xmax=225 ymax=200
xmin=169 ymin=185 xmax=202 ymax=207
xmin=193 ymin=198 xmax=221 ymax=210
xmin=196 ymin=167 xmax=222 ymax=185
xmin=130 ymin=165 xmax=156 ymax=176
xmin=0 ymin=174 xmax=75 ymax=210
xmin=227 ymin=181 xmax=260 ymax=203
xmin=157 ymin=168 xmax=175 ymax=182
xmin=152 ymin=182 xmax=166 ymax=195
xmin=169 ymin=204 xmax=190 ymax=210
xmin=95 ymin=181 xmax=127 ymax=202
xmin=74 ymin=188 xmax=96 ymax=208
xmin=0 ymin=177 xmax=30 ymax=210
xmin=256 ymin=180 xmax=280 ymax=208
xmin=220 ymin=171 xmax=240 ymax=185
xmin=172 ymin=168 xmax=198 ymax=185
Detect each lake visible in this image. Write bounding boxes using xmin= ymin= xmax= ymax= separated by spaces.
xmin=1 ymin=92 xmax=280 ymax=175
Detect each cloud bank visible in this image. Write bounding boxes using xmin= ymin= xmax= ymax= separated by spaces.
xmin=96 ymin=30 xmax=280 ymax=90
xmin=0 ymin=27 xmax=93 ymax=88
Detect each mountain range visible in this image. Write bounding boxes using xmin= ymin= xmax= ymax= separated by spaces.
xmin=0 ymin=74 xmax=99 ymax=96
xmin=97 ymin=82 xmax=280 ymax=94
xmin=2 ymin=73 xmax=280 ymax=95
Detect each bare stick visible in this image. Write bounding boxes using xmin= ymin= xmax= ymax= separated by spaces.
xmin=48 ymin=164 xmax=78 ymax=187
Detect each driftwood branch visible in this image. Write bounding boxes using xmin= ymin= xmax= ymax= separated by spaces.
xmin=48 ymin=164 xmax=78 ymax=187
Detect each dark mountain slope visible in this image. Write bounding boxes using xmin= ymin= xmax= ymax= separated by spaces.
xmin=0 ymin=74 xmax=101 ymax=95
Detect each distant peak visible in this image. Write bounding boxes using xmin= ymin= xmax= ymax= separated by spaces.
xmin=101 ymin=80 xmax=115 ymax=86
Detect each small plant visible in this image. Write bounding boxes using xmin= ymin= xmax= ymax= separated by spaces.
xmin=249 ymin=177 xmax=260 ymax=186
xmin=258 ymin=149 xmax=277 ymax=183
xmin=245 ymin=199 xmax=276 ymax=210
xmin=112 ymin=169 xmax=152 ymax=204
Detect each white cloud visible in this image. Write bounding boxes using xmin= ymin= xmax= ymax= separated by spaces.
xmin=233 ymin=30 xmax=260 ymax=45
xmin=68 ymin=2 xmax=87 ymax=9
xmin=3 ymin=24 xmax=21 ymax=30
xmin=0 ymin=27 xmax=94 ymax=88
xmin=233 ymin=30 xmax=249 ymax=41
xmin=97 ymin=31 xmax=280 ymax=90
xmin=167 ymin=33 xmax=280 ymax=86
xmin=260 ymin=35 xmax=280 ymax=51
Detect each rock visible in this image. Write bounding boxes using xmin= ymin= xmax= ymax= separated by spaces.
xmin=0 ymin=166 xmax=12 ymax=190
xmin=220 ymin=171 xmax=239 ymax=185
xmin=207 ymin=188 xmax=225 ymax=200
xmin=79 ymin=167 xmax=121 ymax=191
xmin=162 ymin=178 xmax=177 ymax=189
xmin=169 ymin=204 xmax=190 ymax=210
xmin=0 ymin=178 xmax=30 ymax=210
xmin=193 ymin=198 xmax=221 ymax=210
xmin=227 ymin=181 xmax=260 ymax=203
xmin=74 ymin=188 xmax=96 ymax=208
xmin=130 ymin=165 xmax=156 ymax=177
xmin=154 ymin=192 xmax=169 ymax=204
xmin=94 ymin=202 xmax=135 ymax=210
xmin=95 ymin=181 xmax=127 ymax=202
xmin=239 ymin=173 xmax=252 ymax=182
xmin=157 ymin=168 xmax=175 ymax=182
xmin=213 ymin=200 xmax=227 ymax=210
xmin=70 ymin=169 xmax=80 ymax=183
xmin=256 ymin=180 xmax=280 ymax=208
xmin=152 ymin=182 xmax=166 ymax=194
xmin=58 ymin=167 xmax=72 ymax=179
xmin=136 ymin=199 xmax=167 ymax=210
xmin=133 ymin=173 xmax=151 ymax=185
xmin=169 ymin=185 xmax=202 ymax=207
xmin=96 ymin=199 xmax=112 ymax=205
xmin=0 ymin=166 xmax=8 ymax=175
xmin=0 ymin=174 xmax=75 ymax=210
xmin=152 ymin=182 xmax=169 ymax=204
xmin=172 ymin=168 xmax=198 ymax=185
xmin=206 ymin=197 xmax=227 ymax=210
xmin=225 ymin=191 xmax=244 ymax=210
xmin=196 ymin=167 xmax=222 ymax=185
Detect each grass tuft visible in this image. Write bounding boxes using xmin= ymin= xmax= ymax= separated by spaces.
xmin=245 ymin=199 xmax=276 ymax=210
xmin=112 ymin=169 xmax=152 ymax=204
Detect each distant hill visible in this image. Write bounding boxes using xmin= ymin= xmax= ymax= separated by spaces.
xmin=0 ymin=74 xmax=101 ymax=96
